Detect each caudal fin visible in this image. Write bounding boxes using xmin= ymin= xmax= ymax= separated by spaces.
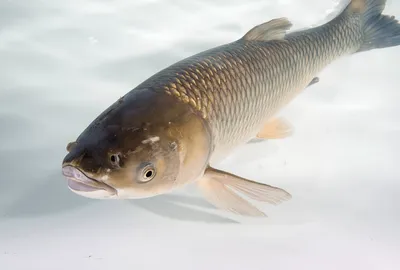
xmin=346 ymin=0 xmax=400 ymax=52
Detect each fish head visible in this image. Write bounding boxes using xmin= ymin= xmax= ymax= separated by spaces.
xmin=62 ymin=88 xmax=212 ymax=199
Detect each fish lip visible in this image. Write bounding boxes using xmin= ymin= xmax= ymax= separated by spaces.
xmin=62 ymin=165 xmax=117 ymax=195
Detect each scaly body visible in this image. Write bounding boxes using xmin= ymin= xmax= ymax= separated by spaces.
xmin=136 ymin=13 xmax=363 ymax=163
xmin=62 ymin=0 xmax=400 ymax=217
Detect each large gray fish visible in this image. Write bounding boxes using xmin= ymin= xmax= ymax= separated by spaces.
xmin=62 ymin=0 xmax=400 ymax=217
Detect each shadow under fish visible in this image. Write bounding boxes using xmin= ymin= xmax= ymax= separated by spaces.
xmin=3 ymin=172 xmax=93 ymax=219
xmin=128 ymin=194 xmax=239 ymax=224
xmin=5 ymin=171 xmax=237 ymax=224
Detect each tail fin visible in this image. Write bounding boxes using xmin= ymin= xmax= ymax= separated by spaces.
xmin=346 ymin=0 xmax=400 ymax=53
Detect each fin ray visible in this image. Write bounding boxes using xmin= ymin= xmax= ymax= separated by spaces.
xmin=242 ymin=18 xmax=293 ymax=41
xmin=196 ymin=167 xmax=291 ymax=217
xmin=208 ymin=167 xmax=292 ymax=205
xmin=256 ymin=117 xmax=293 ymax=139
xmin=197 ymin=176 xmax=267 ymax=217
xmin=345 ymin=0 xmax=400 ymax=52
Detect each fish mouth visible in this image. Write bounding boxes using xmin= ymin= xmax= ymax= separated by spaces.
xmin=62 ymin=165 xmax=117 ymax=196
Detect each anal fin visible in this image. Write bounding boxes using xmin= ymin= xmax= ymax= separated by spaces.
xmin=307 ymin=77 xmax=319 ymax=87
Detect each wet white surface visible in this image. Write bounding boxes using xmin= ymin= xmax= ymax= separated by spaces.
xmin=0 ymin=0 xmax=399 ymax=269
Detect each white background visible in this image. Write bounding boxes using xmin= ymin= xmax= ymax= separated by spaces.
xmin=0 ymin=0 xmax=399 ymax=269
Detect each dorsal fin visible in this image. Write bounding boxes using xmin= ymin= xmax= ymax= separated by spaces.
xmin=242 ymin=17 xmax=293 ymax=41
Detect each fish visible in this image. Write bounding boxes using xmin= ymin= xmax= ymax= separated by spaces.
xmin=62 ymin=0 xmax=400 ymax=217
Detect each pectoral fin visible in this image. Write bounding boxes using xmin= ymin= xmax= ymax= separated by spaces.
xmin=256 ymin=117 xmax=293 ymax=139
xmin=196 ymin=167 xmax=292 ymax=217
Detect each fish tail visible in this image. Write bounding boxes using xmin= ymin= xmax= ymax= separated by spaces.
xmin=345 ymin=0 xmax=400 ymax=52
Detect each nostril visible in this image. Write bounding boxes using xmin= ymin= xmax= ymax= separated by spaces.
xmin=66 ymin=142 xmax=77 ymax=152
xmin=62 ymin=143 xmax=86 ymax=164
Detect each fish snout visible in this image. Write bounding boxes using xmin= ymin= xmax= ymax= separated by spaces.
xmin=61 ymin=165 xmax=117 ymax=196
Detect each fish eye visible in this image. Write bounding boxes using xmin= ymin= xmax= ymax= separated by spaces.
xmin=109 ymin=153 xmax=120 ymax=166
xmin=139 ymin=163 xmax=156 ymax=183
